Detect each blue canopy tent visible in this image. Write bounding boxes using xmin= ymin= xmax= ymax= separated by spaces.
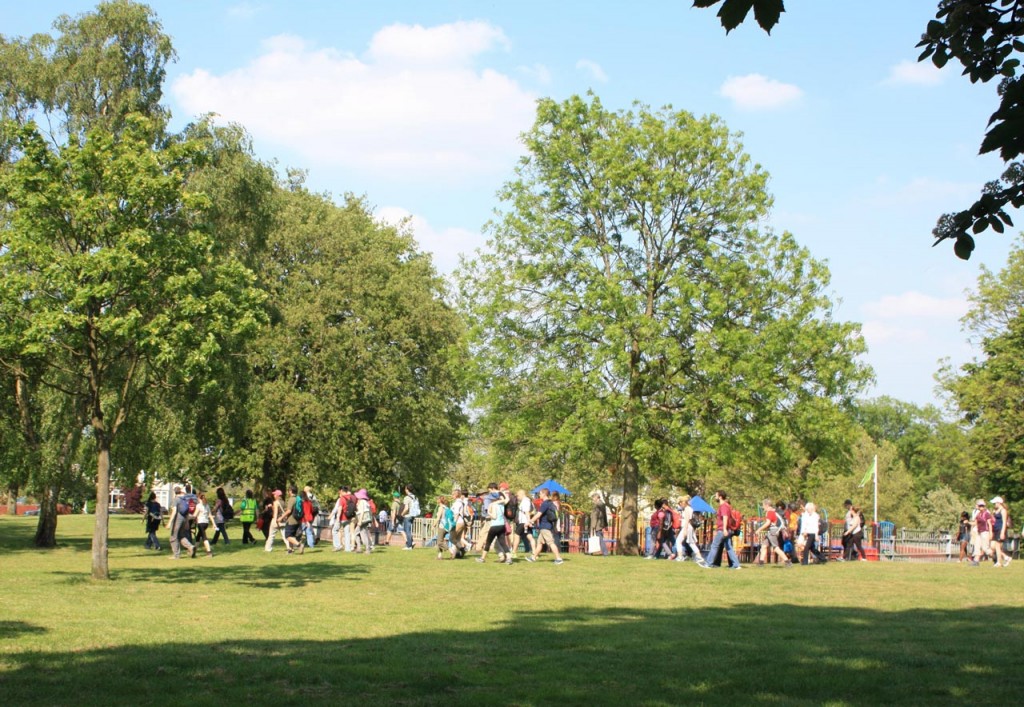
xmin=531 ymin=479 xmax=572 ymax=496
xmin=688 ymin=495 xmax=714 ymax=514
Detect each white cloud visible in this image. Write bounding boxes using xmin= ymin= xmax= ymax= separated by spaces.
xmin=718 ymin=73 xmax=802 ymax=110
xmin=226 ymin=2 xmax=262 ymax=20
xmin=862 ymin=291 xmax=970 ymax=320
xmin=576 ymin=59 xmax=608 ymax=83
xmin=860 ymin=321 xmax=930 ymax=346
xmin=518 ymin=63 xmax=552 ymax=85
xmin=884 ymin=60 xmax=944 ymax=87
xmin=368 ymin=21 xmax=509 ymax=65
xmin=171 ymin=22 xmax=536 ymax=180
xmin=376 ymin=206 xmax=482 ymax=275
xmin=867 ymin=176 xmax=977 ymax=208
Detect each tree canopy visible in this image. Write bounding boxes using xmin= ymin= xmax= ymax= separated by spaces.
xmin=460 ymin=94 xmax=869 ymax=553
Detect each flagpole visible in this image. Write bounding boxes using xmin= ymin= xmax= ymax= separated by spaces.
xmin=872 ymin=454 xmax=878 ymax=524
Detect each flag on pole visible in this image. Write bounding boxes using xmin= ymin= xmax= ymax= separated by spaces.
xmin=858 ymin=457 xmax=877 ymax=488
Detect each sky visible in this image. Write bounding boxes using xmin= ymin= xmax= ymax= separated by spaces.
xmin=8 ymin=1 xmax=1020 ymax=409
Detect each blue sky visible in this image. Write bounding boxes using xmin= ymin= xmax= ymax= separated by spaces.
xmin=10 ymin=1 xmax=1019 ymax=408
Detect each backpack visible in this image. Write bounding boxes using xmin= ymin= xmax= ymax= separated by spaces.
xmin=177 ymin=494 xmax=196 ymax=517
xmin=661 ymin=508 xmax=675 ymax=532
xmin=440 ymin=506 xmax=456 ymax=532
xmin=690 ymin=511 xmax=702 ymax=529
xmin=222 ymin=503 xmax=234 ymax=521
xmin=504 ymin=499 xmax=517 ymax=521
xmin=343 ymin=494 xmax=357 ymax=521
xmin=727 ymin=508 xmax=743 ymax=533
xmin=545 ymin=504 xmax=558 ymax=525
xmin=818 ymin=517 xmax=828 ymax=536
xmin=292 ymin=499 xmax=303 ymax=521
xmin=407 ymin=495 xmax=421 ymax=518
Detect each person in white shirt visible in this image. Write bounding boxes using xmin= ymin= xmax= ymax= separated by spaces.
xmin=799 ymin=502 xmax=826 ymax=565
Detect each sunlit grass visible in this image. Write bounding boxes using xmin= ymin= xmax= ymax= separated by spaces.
xmin=0 ymin=514 xmax=1021 ymax=705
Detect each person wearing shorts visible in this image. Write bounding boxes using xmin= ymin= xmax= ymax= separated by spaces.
xmin=528 ymin=488 xmax=563 ymax=564
xmin=755 ymin=498 xmax=791 ymax=566
xmin=970 ymin=500 xmax=994 ymax=566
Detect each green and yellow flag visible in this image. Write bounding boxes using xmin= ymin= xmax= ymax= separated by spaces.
xmin=858 ymin=457 xmax=877 ymax=488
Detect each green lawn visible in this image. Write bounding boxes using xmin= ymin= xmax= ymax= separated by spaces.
xmin=0 ymin=515 xmax=1020 ymax=706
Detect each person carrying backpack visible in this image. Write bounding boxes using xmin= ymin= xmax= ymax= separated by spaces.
xmin=354 ymin=489 xmax=373 ymax=555
xmin=210 ymin=487 xmax=232 ymax=546
xmin=659 ymin=500 xmax=678 ymax=560
xmin=167 ymin=486 xmax=196 ymax=559
xmin=676 ymin=495 xmax=706 ymax=565
xmin=527 ymin=488 xmax=564 ymax=564
xmin=701 ymin=490 xmax=742 ymax=570
xmin=282 ymin=486 xmax=305 ymax=555
xmin=435 ymin=496 xmax=456 ymax=559
xmin=400 ymin=485 xmax=419 ymax=550
xmin=755 ymin=498 xmax=792 ymax=566
xmin=799 ymin=502 xmax=826 ymax=565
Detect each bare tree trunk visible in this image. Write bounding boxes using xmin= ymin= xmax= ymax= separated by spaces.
xmin=92 ymin=437 xmax=111 ymax=580
xmin=34 ymin=484 xmax=60 ymax=547
xmin=618 ymin=451 xmax=640 ymax=555
xmin=6 ymin=483 xmax=18 ymax=515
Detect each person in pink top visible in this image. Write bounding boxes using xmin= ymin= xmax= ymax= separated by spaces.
xmin=970 ymin=499 xmax=995 ymax=566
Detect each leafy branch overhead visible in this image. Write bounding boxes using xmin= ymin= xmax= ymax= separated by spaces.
xmin=692 ymin=0 xmax=786 ymax=34
xmin=695 ymin=0 xmax=1024 ymax=260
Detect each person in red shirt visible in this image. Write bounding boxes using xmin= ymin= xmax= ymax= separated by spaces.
xmin=970 ymin=499 xmax=995 ymax=566
xmin=701 ymin=490 xmax=741 ymax=569
xmin=755 ymin=498 xmax=792 ymax=566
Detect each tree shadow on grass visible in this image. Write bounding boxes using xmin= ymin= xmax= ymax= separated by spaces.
xmin=0 ymin=621 xmax=47 ymax=639
xmin=0 ymin=516 xmax=147 ymax=554
xmin=1 ymin=604 xmax=1020 ymax=705
xmin=107 ymin=558 xmax=369 ymax=589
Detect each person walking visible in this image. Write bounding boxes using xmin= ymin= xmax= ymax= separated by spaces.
xmin=845 ymin=505 xmax=866 ymax=561
xmin=956 ymin=511 xmax=972 ymax=563
xmin=589 ymin=491 xmax=609 ymax=556
xmin=237 ymin=490 xmax=258 ymax=545
xmin=755 ymin=498 xmax=792 ymax=566
xmin=300 ymin=487 xmax=317 ymax=549
xmin=677 ymin=495 xmax=707 ymax=565
xmin=264 ymin=489 xmax=286 ymax=552
xmin=512 ymin=488 xmax=538 ymax=559
xmin=401 ymin=485 xmax=420 ymax=550
xmin=166 ymin=486 xmax=196 ymax=559
xmin=799 ymin=502 xmax=826 ymax=565
xmin=989 ymin=496 xmax=1012 ymax=567
xmin=193 ymin=493 xmax=214 ymax=557
xmin=210 ymin=487 xmax=231 ymax=546
xmin=527 ymin=488 xmax=564 ymax=564
xmin=354 ymin=489 xmax=373 ymax=554
xmin=701 ymin=490 xmax=741 ymax=570
xmin=477 ymin=489 xmax=512 ymax=564
xmin=384 ymin=492 xmax=402 ymax=546
xmin=329 ymin=487 xmax=346 ymax=552
xmin=144 ymin=492 xmax=162 ymax=551
xmin=283 ymin=487 xmax=305 ymax=555
xmin=449 ymin=488 xmax=471 ymax=558
xmin=970 ymin=499 xmax=995 ymax=566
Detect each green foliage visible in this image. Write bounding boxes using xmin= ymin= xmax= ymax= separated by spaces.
xmin=460 ymin=94 xmax=869 ymax=551
xmin=944 ymin=234 xmax=1024 ymax=502
xmin=242 ymin=186 xmax=468 ymax=496
xmin=692 ymin=0 xmax=786 ymax=34
xmin=917 ymin=485 xmax=970 ymax=532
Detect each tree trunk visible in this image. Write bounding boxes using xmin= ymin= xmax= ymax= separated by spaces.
xmin=617 ymin=451 xmax=640 ymax=555
xmin=91 ymin=438 xmax=111 ymax=580
xmin=6 ymin=483 xmax=17 ymax=515
xmin=34 ymin=483 xmax=60 ymax=547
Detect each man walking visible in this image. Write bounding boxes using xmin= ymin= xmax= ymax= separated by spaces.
xmin=528 ymin=488 xmax=564 ymax=564
xmin=166 ymin=486 xmax=195 ymax=559
xmin=701 ymin=490 xmax=741 ymax=570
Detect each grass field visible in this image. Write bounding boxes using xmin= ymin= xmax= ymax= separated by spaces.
xmin=0 ymin=515 xmax=1021 ymax=706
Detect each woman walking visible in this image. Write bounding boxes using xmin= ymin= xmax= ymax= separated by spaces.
xmin=238 ymin=490 xmax=258 ymax=545
xmin=194 ymin=492 xmax=214 ymax=557
xmin=264 ymin=490 xmax=285 ymax=552
xmin=477 ymin=489 xmax=512 ymax=564
xmin=144 ymin=492 xmax=162 ymax=551
xmin=211 ymin=487 xmax=231 ymax=546
xmin=354 ymin=489 xmax=373 ymax=554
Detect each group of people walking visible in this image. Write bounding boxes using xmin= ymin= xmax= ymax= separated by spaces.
xmin=957 ymin=496 xmax=1013 ymax=567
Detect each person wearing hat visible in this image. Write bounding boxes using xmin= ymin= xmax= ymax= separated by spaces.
xmin=264 ymin=489 xmax=286 ymax=552
xmin=969 ymin=499 xmax=995 ymax=566
xmin=989 ymin=496 xmax=1012 ymax=568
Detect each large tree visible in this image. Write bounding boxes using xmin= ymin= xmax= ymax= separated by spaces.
xmin=694 ymin=0 xmax=1024 ymax=260
xmin=943 ymin=234 xmax=1024 ymax=501
xmin=460 ymin=95 xmax=868 ymax=554
xmin=238 ymin=184 xmax=468 ymax=497
xmin=0 ymin=112 xmax=265 ymax=578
